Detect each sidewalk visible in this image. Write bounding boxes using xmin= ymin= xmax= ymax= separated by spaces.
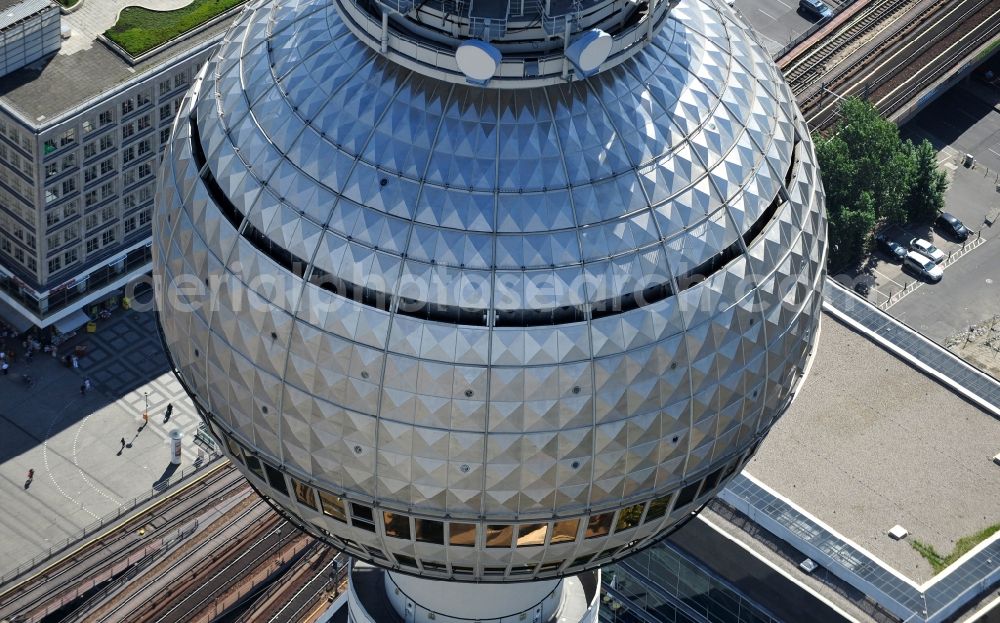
xmin=0 ymin=304 xmax=205 ymax=578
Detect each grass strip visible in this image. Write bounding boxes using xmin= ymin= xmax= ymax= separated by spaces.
xmin=910 ymin=523 xmax=1000 ymax=574
xmin=105 ymin=0 xmax=246 ymax=57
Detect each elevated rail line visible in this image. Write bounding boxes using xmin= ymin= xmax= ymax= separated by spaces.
xmin=784 ymin=0 xmax=1000 ymax=130
xmin=0 ymin=462 xmax=247 ymax=621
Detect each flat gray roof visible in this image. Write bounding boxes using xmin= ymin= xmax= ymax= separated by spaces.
xmin=0 ymin=10 xmax=229 ymax=124
xmin=745 ymin=314 xmax=1000 ymax=583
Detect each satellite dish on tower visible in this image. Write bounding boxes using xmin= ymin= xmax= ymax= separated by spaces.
xmin=456 ymin=39 xmax=502 ymax=85
xmin=566 ymin=29 xmax=613 ymax=77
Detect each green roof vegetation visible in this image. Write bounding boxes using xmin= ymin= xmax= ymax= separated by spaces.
xmin=104 ymin=0 xmax=246 ymax=57
xmin=56 ymin=0 xmax=80 ymax=8
xmin=910 ymin=523 xmax=1000 ymax=574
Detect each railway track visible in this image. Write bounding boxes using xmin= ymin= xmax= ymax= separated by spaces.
xmin=0 ymin=461 xmax=247 ymax=621
xmin=785 ymin=0 xmax=1000 ymax=131
xmin=234 ymin=545 xmax=344 ymax=623
xmin=784 ymin=0 xmax=918 ymax=95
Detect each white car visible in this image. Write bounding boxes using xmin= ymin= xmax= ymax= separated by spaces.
xmin=909 ymin=238 xmax=945 ymax=264
xmin=904 ymin=251 xmax=943 ymax=283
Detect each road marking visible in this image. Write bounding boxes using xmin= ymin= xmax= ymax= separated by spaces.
xmin=771 ymin=0 xmax=794 ymax=9
xmin=873 ymin=268 xmax=905 ymax=290
xmin=756 ymin=8 xmax=777 ymax=20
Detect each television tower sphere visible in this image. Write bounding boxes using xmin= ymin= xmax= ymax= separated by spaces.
xmin=153 ymin=0 xmax=826 ymax=595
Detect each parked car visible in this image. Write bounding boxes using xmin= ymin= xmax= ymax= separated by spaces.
xmin=903 ymin=251 xmax=943 ymax=282
xmin=935 ymin=212 xmax=970 ymax=241
xmin=874 ymin=232 xmax=907 ymax=262
xmin=909 ymin=237 xmax=945 ymax=264
xmin=799 ymin=0 xmax=834 ymax=19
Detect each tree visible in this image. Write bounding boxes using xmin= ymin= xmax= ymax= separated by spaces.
xmin=827 ymin=191 xmax=877 ymax=268
xmin=907 ymin=138 xmax=949 ymax=223
xmin=814 ymin=97 xmax=947 ymax=270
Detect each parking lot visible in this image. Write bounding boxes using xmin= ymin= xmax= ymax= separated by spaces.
xmin=737 ymin=0 xmax=843 ymax=58
xmin=836 ymin=77 xmax=1000 ymax=345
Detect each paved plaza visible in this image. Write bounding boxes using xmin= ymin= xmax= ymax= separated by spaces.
xmin=0 ymin=302 xmax=208 ymax=579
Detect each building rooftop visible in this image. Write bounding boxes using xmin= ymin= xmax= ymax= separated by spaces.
xmin=0 ymin=0 xmax=232 ymax=124
xmin=744 ymin=314 xmax=1000 ymax=584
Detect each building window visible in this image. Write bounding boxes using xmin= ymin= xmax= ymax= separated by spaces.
xmin=100 ymin=134 xmax=114 ymax=152
xmin=160 ymin=128 xmax=172 ymax=145
xmin=123 ymin=215 xmax=137 ymax=234
xmin=122 ymin=145 xmax=135 ymax=164
xmin=99 ymin=109 xmax=113 ymax=126
xmin=291 ymin=478 xmax=318 ymax=510
xmin=123 ymin=169 xmax=136 ymax=187
xmin=59 ymin=128 xmax=75 ymax=147
xmin=122 ymin=193 xmax=136 ymax=210
xmin=137 ymin=115 xmax=151 ymax=132
xmin=84 ymin=191 xmax=98 ymax=208
xmin=449 ymin=523 xmax=476 ymax=547
xmin=62 ymin=178 xmax=76 ymax=195
xmin=48 ymin=256 xmax=61 ymax=273
xmin=260 ymin=462 xmax=288 ymax=496
xmin=615 ymin=504 xmax=644 ymax=533
xmin=550 ymin=519 xmax=580 ymax=544
xmin=45 ymin=186 xmax=59 ymax=204
xmin=485 ymin=525 xmax=513 ymax=548
xmin=138 ymin=184 xmax=153 ymax=203
xmin=64 ymin=248 xmax=79 ymax=265
xmin=174 ymin=71 xmax=188 ymax=88
xmin=84 ymin=213 xmax=98 ymax=230
xmin=85 ymin=237 xmax=98 ymax=253
xmin=43 ymin=139 xmax=56 ymax=154
xmin=82 ymin=119 xmax=95 ymax=134
xmin=121 ymin=98 xmax=134 ymax=116
xmin=139 ymin=207 xmax=152 ymax=226
xmin=318 ymin=490 xmax=346 ymax=521
xmin=84 ymin=165 xmax=97 ymax=183
xmin=64 ymin=200 xmax=78 ymax=218
xmin=159 ymin=103 xmax=172 ymax=122
xmin=84 ymin=141 xmax=96 ymax=159
xmin=136 ymin=89 xmax=151 ymax=107
xmin=414 ymin=519 xmax=444 ymax=544
xmin=159 ymin=79 xmax=171 ymax=95
xmin=584 ymin=513 xmax=614 ymax=539
xmin=101 ymin=228 xmax=115 ymax=246
xmin=516 ymin=523 xmax=547 ymax=547
xmin=46 ymin=211 xmax=61 ymax=227
xmin=100 ymin=204 xmax=114 ymax=223
xmin=138 ymin=162 xmax=152 ymax=179
xmin=137 ymin=138 xmax=151 ymax=156
xmin=62 ymin=153 xmax=76 ymax=169
xmin=46 ymin=232 xmax=61 ymax=248
xmin=122 ymin=123 xmax=135 ymax=139
xmin=100 ymin=158 xmax=114 ymax=176
xmin=350 ymin=503 xmax=376 ymax=532
xmin=644 ymin=495 xmax=672 ymax=523
xmin=383 ymin=512 xmax=411 ymax=540
xmin=100 ymin=181 xmax=115 ymax=200
xmin=45 ymin=163 xmax=59 ymax=178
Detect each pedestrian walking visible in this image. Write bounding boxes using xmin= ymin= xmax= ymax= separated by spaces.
xmin=71 ymin=355 xmax=79 ymax=369
xmin=1 ymin=361 xmax=7 ymax=375
xmin=84 ymin=378 xmax=92 ymax=392
xmin=163 ymin=402 xmax=173 ymax=423
xmin=27 ymin=468 xmax=34 ymax=480
xmin=80 ymin=383 xmax=86 ymax=396
xmin=120 ymin=437 xmax=126 ymax=449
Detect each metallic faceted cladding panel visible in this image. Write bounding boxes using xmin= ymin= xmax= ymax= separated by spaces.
xmin=152 ymin=0 xmax=827 ymax=581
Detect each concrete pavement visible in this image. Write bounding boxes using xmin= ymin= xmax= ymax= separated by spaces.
xmin=0 ymin=302 xmax=208 ymax=579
